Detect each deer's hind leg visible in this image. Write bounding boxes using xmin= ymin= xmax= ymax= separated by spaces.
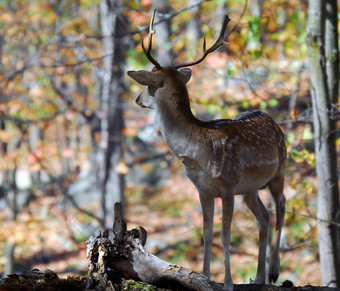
xmin=243 ymin=191 xmax=270 ymax=284
xmin=268 ymin=175 xmax=286 ymax=283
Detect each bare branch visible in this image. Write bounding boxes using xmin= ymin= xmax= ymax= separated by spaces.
xmin=44 ymin=70 xmax=98 ymax=123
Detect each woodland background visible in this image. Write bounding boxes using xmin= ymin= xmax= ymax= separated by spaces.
xmin=0 ymin=0 xmax=339 ymax=288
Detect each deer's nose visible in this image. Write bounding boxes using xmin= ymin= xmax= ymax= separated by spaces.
xmin=136 ymin=95 xmax=147 ymax=108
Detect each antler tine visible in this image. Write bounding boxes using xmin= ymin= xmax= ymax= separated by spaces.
xmin=142 ymin=9 xmax=161 ymax=69
xmin=203 ymin=37 xmax=207 ymax=53
xmin=173 ymin=14 xmax=231 ymax=69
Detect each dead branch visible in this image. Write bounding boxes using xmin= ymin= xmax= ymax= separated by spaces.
xmin=85 ymin=202 xmax=340 ymax=291
xmin=86 ymin=202 xmax=224 ymax=291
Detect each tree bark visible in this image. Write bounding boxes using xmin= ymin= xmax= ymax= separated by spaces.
xmin=324 ymin=0 xmax=340 ymax=286
xmin=325 ymin=0 xmax=339 ymax=104
xmin=307 ymin=0 xmax=340 ymax=287
xmin=99 ymin=0 xmax=127 ymax=227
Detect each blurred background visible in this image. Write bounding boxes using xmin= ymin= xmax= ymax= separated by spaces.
xmin=0 ymin=0 xmax=339 ymax=286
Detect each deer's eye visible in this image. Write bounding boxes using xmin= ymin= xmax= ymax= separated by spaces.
xmin=148 ymin=86 xmax=157 ymax=96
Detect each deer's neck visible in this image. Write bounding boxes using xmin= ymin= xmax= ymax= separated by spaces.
xmin=155 ymin=88 xmax=202 ymax=157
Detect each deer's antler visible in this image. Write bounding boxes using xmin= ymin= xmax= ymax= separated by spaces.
xmin=141 ymin=11 xmax=230 ymax=70
xmin=171 ymin=14 xmax=231 ymax=69
xmin=142 ymin=9 xmax=161 ymax=69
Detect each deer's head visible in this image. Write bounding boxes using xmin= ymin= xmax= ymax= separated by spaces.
xmin=128 ymin=10 xmax=230 ymax=110
xmin=128 ymin=67 xmax=192 ymax=109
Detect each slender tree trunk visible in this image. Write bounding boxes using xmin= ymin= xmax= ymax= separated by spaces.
xmin=325 ymin=1 xmax=339 ymax=105
xmin=4 ymin=141 xmax=20 ymax=276
xmin=186 ymin=0 xmax=202 ymax=53
xmin=4 ymin=171 xmax=17 ymax=276
xmin=307 ymin=0 xmax=340 ymax=287
xmin=99 ymin=0 xmax=127 ymax=227
xmin=0 ymin=28 xmax=16 ymax=277
xmin=324 ymin=0 xmax=340 ymax=286
xmin=152 ymin=0 xmax=173 ymax=67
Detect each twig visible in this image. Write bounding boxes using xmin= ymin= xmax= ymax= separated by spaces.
xmin=285 ymin=210 xmax=340 ymax=227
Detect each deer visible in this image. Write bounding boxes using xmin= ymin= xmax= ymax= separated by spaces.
xmin=127 ymin=10 xmax=286 ymax=291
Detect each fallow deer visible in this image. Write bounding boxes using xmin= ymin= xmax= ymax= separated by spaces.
xmin=128 ymin=10 xmax=286 ymax=291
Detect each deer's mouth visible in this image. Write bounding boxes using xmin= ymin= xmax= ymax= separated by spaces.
xmin=135 ymin=96 xmax=154 ymax=109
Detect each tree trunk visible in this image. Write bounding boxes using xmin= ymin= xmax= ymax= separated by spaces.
xmin=325 ymin=1 xmax=339 ymax=105
xmin=307 ymin=0 xmax=340 ymax=287
xmin=3 ymin=147 xmax=20 ymax=276
xmin=99 ymin=0 xmax=127 ymax=227
xmin=152 ymin=0 xmax=173 ymax=67
xmin=324 ymin=0 xmax=340 ymax=286
xmin=186 ymin=0 xmax=202 ymax=53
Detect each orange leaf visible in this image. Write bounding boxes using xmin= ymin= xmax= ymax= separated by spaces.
xmin=115 ymin=159 xmax=129 ymax=175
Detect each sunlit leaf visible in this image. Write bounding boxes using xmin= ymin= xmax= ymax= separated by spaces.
xmin=302 ymin=127 xmax=313 ymax=141
xmin=287 ymin=132 xmax=295 ymax=145
xmin=268 ymin=98 xmax=278 ymax=108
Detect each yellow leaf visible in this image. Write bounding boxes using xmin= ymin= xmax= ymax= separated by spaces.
xmin=141 ymin=163 xmax=153 ymax=174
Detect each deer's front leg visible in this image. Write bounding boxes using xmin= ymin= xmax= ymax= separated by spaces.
xmin=221 ymin=195 xmax=235 ymax=291
xmin=199 ymin=193 xmax=214 ymax=278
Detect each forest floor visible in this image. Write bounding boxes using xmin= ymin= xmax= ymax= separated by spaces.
xmin=0 ymin=159 xmax=324 ymax=289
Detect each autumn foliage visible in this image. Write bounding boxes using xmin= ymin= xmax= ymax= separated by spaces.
xmin=0 ymin=0 xmax=339 ymax=287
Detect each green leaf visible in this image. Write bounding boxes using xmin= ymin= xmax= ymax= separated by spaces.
xmin=227 ymin=67 xmax=234 ymax=77
xmin=297 ymin=31 xmax=307 ymax=44
xmin=269 ymin=98 xmax=278 ymax=108
xmin=271 ymin=32 xmax=279 ymax=41
xmin=259 ymin=100 xmax=267 ymax=109
xmin=248 ymin=16 xmax=261 ymax=42
xmin=208 ymin=104 xmax=219 ymax=115
xmin=302 ymin=127 xmax=313 ymax=141
xmin=241 ymin=100 xmax=250 ymax=109
xmin=287 ymin=132 xmax=295 ymax=144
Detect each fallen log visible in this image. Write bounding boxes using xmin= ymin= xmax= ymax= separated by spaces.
xmin=85 ymin=202 xmax=340 ymax=291
xmin=86 ymin=202 xmax=223 ymax=290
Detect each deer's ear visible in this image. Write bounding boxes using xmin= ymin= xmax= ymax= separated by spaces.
xmin=127 ymin=70 xmax=164 ymax=88
xmin=178 ymin=68 xmax=192 ymax=84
